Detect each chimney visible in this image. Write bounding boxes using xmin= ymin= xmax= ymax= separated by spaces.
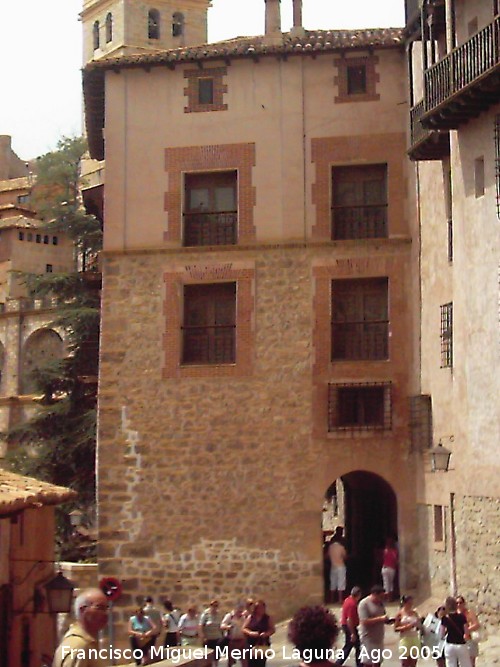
xmin=292 ymin=0 xmax=303 ymax=29
xmin=265 ymin=0 xmax=281 ymax=36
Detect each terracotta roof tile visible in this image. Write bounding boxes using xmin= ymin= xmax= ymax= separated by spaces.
xmin=83 ymin=27 xmax=404 ymax=160
xmin=0 ymin=469 xmax=76 ymax=516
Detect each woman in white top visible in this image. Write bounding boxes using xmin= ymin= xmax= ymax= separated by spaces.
xmin=221 ymin=603 xmax=247 ymax=667
xmin=394 ymin=595 xmax=422 ymax=667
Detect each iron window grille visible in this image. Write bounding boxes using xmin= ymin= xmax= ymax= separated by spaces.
xmin=347 ymin=64 xmax=367 ymax=95
xmin=328 ymin=382 xmax=392 ymax=432
xmin=331 ymin=164 xmax=388 ymax=240
xmin=495 ymin=115 xmax=500 ymax=219
xmin=182 ymin=283 xmax=236 ymax=365
xmin=148 ymin=9 xmax=160 ymax=39
xmin=184 ymin=171 xmax=237 ymax=246
xmin=440 ymin=302 xmax=453 ymax=368
xmin=409 ymin=394 xmax=432 ymax=452
xmin=331 ymin=278 xmax=389 ymax=361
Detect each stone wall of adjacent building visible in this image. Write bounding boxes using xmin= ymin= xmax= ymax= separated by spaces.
xmin=97 ymin=240 xmax=416 ymax=639
xmin=454 ymin=494 xmax=500 ymax=627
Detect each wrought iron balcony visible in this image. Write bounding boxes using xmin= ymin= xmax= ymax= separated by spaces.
xmin=331 ymin=321 xmax=389 ymax=361
xmin=408 ymin=99 xmax=450 ymax=161
xmin=183 ymin=211 xmax=237 ymax=246
xmin=331 ymin=205 xmax=387 ymax=240
xmin=421 ymin=17 xmax=500 ymax=129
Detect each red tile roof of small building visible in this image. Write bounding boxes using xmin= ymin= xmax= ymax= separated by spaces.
xmin=0 ymin=469 xmax=76 ymax=516
xmin=83 ymin=27 xmax=404 ymax=160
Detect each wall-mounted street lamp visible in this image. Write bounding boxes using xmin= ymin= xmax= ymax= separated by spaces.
xmin=12 ymin=561 xmax=75 ymax=614
xmin=429 ymin=435 xmax=453 ymax=472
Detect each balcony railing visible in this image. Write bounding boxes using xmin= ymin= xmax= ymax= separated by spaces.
xmin=422 ymin=17 xmax=500 ymax=127
xmin=182 ymin=325 xmax=235 ymax=364
xmin=183 ymin=211 xmax=237 ymax=246
xmin=331 ymin=321 xmax=389 ymax=361
xmin=331 ymin=205 xmax=387 ymax=240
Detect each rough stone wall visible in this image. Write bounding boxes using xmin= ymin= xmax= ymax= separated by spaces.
xmin=97 ymin=241 xmax=415 ymax=640
xmin=454 ymin=494 xmax=500 ymax=627
xmin=416 ymin=503 xmax=450 ymax=599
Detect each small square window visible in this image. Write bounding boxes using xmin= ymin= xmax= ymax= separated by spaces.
xmin=52 ymin=236 xmax=59 ymax=246
xmin=474 ymin=157 xmax=485 ymax=198
xmin=198 ymin=78 xmax=214 ymax=105
xmin=46 ymin=264 xmax=53 ymax=273
xmin=347 ymin=65 xmax=367 ymax=95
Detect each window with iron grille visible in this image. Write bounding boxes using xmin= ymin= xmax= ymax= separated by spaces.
xmin=184 ymin=171 xmax=237 ymax=246
xmin=331 ymin=164 xmax=388 ymax=239
xmin=495 ymin=115 xmax=500 ymax=219
xmin=182 ymin=283 xmax=236 ymax=365
xmin=328 ymin=382 xmax=392 ymax=432
xmin=331 ymin=278 xmax=389 ymax=361
xmin=440 ymin=302 xmax=453 ymax=368
xmin=347 ymin=64 xmax=367 ymax=95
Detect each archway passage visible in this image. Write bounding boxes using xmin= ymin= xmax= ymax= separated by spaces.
xmin=323 ymin=470 xmax=398 ymax=599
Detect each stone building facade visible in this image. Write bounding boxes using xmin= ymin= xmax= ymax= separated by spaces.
xmin=406 ymin=0 xmax=500 ymax=626
xmin=0 ymin=161 xmax=74 ymax=456
xmin=84 ymin=0 xmax=420 ymax=635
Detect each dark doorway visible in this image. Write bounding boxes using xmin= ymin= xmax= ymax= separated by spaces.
xmin=323 ymin=471 xmax=398 ymax=600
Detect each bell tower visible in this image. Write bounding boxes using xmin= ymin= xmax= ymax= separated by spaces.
xmin=81 ymin=0 xmax=211 ymax=64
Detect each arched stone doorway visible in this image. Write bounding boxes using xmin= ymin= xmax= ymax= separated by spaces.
xmin=323 ymin=470 xmax=398 ymax=599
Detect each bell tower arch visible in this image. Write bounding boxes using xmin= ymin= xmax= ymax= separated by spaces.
xmin=81 ymin=0 xmax=210 ymax=64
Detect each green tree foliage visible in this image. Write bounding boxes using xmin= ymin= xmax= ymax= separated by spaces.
xmin=7 ymin=137 xmax=102 ymax=557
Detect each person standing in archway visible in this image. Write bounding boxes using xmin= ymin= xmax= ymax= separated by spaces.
xmin=381 ymin=537 xmax=398 ymax=602
xmin=328 ymin=527 xmax=348 ymax=603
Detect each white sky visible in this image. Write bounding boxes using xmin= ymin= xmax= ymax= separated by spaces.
xmin=0 ymin=0 xmax=404 ymax=160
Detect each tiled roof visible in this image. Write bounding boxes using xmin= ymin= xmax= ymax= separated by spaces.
xmin=0 ymin=469 xmax=76 ymax=516
xmin=0 ymin=176 xmax=32 ymax=193
xmin=0 ymin=217 xmax=40 ymax=230
xmin=83 ymin=27 xmax=404 ymax=160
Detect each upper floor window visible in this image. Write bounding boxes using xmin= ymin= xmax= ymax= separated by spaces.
xmin=331 ymin=277 xmax=389 ymax=361
xmin=198 ymin=78 xmax=214 ymax=105
xmin=52 ymin=236 xmax=59 ymax=246
xmin=17 ymin=194 xmax=30 ymax=205
xmin=148 ymin=9 xmax=160 ymax=39
xmin=334 ymin=55 xmax=380 ymax=104
xmin=328 ymin=382 xmax=392 ymax=432
xmin=184 ymin=171 xmax=237 ymax=246
xmin=18 ymin=231 xmax=24 ymax=241
xmin=182 ymin=283 xmax=236 ymax=365
xmin=347 ymin=64 xmax=367 ymax=95
xmin=106 ymin=13 xmax=113 ymax=43
xmin=172 ymin=11 xmax=184 ymax=37
xmin=331 ymin=164 xmax=388 ymax=239
xmin=93 ymin=20 xmax=100 ymax=50
xmin=43 ymin=235 xmax=49 ymax=244
xmin=440 ymin=302 xmax=453 ymax=368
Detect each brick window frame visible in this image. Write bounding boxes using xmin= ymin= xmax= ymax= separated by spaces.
xmin=311 ymin=134 xmax=406 ymax=241
xmin=334 ymin=55 xmax=380 ymax=104
xmin=184 ymin=67 xmax=228 ymax=113
xmin=328 ymin=381 xmax=392 ymax=432
xmin=163 ymin=262 xmax=254 ymax=379
xmin=164 ymin=143 xmax=256 ymax=244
